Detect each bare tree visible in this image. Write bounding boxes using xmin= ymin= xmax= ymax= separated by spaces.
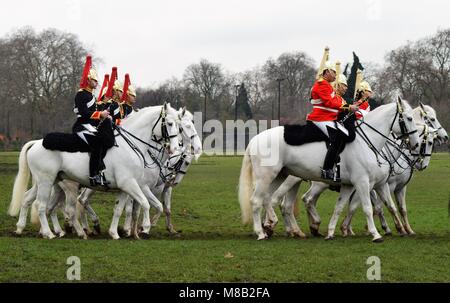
xmin=183 ymin=59 xmax=228 ymax=120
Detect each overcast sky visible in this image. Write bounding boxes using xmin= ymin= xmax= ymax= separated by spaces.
xmin=1 ymin=0 xmax=449 ymax=88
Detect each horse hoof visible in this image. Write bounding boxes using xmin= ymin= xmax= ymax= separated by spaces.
xmin=310 ymin=227 xmax=323 ymax=237
xmin=372 ymin=237 xmax=384 ymax=243
xmin=324 ymin=236 xmax=335 ymax=241
xmin=385 ymin=231 xmax=393 ymax=236
xmin=293 ymin=231 xmax=307 ymax=239
xmin=93 ymin=224 xmax=101 ymax=235
xmin=83 ymin=229 xmax=93 ymax=236
xmin=257 ymin=234 xmax=268 ymax=240
xmin=64 ymin=223 xmax=74 ymax=234
xmin=43 ymin=233 xmax=56 ymax=240
xmin=109 ymin=231 xmax=120 ymax=240
xmin=138 ymin=232 xmax=150 ymax=239
xmin=79 ymin=234 xmax=88 ymax=240
xmin=117 ymin=226 xmax=127 ymax=238
xmin=263 ymin=226 xmax=274 ymax=238
xmin=56 ymin=231 xmax=66 ymax=238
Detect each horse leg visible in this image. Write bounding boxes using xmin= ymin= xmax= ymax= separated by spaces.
xmin=142 ymin=186 xmax=163 ymax=236
xmin=371 ymin=190 xmax=392 ymax=236
xmin=161 ymin=186 xmax=178 ymax=234
xmin=281 ymin=181 xmax=306 ymax=238
xmin=341 ymin=192 xmax=361 ymax=237
xmin=122 ymin=181 xmax=152 ymax=239
xmin=375 ymin=184 xmax=407 ymax=236
xmin=269 ymin=176 xmax=301 ymax=233
xmin=326 ymin=185 xmax=354 ymax=240
xmin=48 ymin=186 xmax=66 ymax=238
xmin=131 ymin=200 xmax=141 ymax=239
xmin=395 ymin=186 xmax=415 ymax=235
xmin=15 ymin=185 xmax=38 ymax=235
xmin=78 ymin=188 xmax=100 ymax=234
xmin=356 ymin=182 xmax=383 ymax=242
xmin=302 ymin=182 xmax=327 ymax=237
xmin=108 ymin=193 xmax=129 ymax=240
xmin=123 ymin=197 xmax=134 ymax=237
xmin=251 ymin=181 xmax=273 ymax=240
xmin=36 ymin=181 xmax=56 ymax=239
xmin=151 ymin=186 xmax=165 ymax=227
xmin=60 ymin=180 xmax=87 ymax=239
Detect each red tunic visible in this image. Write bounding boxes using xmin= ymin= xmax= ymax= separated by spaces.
xmin=306 ymin=79 xmax=347 ymax=122
xmin=355 ymin=100 xmax=370 ymax=120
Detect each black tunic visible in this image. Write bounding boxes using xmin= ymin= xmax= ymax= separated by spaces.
xmin=72 ymin=89 xmax=101 ymax=133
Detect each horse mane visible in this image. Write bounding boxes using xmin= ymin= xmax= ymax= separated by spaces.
xmin=121 ymin=104 xmax=178 ymax=128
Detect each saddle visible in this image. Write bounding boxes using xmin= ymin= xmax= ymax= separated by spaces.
xmin=43 ymin=133 xmax=90 ymax=153
xmin=283 ymin=114 xmax=357 ymax=147
xmin=283 ymin=122 xmax=329 ymax=146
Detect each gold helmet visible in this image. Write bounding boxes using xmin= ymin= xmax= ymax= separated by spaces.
xmin=88 ymin=69 xmax=98 ymax=82
xmin=127 ymin=84 xmax=137 ymax=97
xmin=316 ymin=46 xmax=330 ymax=79
xmin=113 ymin=80 xmax=123 ymax=93
xmin=337 ymin=74 xmax=348 ymax=86
xmin=358 ymin=81 xmax=372 ymax=93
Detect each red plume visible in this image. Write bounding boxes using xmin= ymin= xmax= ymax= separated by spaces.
xmin=105 ymin=67 xmax=118 ymax=99
xmin=98 ymin=74 xmax=110 ymax=101
xmin=121 ymin=74 xmax=131 ymax=102
xmin=79 ymin=55 xmax=92 ymax=89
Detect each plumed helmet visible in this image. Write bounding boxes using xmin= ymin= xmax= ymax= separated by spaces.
xmin=358 ymin=81 xmax=372 ymax=93
xmin=337 ymin=74 xmax=348 ymax=86
xmin=127 ymin=85 xmax=137 ymax=97
xmin=113 ymin=80 xmax=123 ymax=93
xmin=79 ymin=56 xmax=98 ymax=89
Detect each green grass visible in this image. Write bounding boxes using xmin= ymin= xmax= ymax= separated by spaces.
xmin=0 ymin=153 xmax=449 ymax=282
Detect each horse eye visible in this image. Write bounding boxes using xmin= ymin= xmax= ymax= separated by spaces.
xmin=407 ymin=117 xmax=413 ymax=121
xmin=431 ymin=118 xmax=436 ymax=121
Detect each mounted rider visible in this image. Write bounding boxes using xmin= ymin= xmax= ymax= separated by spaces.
xmin=306 ymin=47 xmax=359 ymax=181
xmin=119 ymin=73 xmax=137 ymax=123
xmin=72 ymin=56 xmax=114 ymax=187
xmin=354 ymin=78 xmax=372 ymax=120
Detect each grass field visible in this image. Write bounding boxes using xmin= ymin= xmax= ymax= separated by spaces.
xmin=0 ymin=152 xmax=449 ymax=282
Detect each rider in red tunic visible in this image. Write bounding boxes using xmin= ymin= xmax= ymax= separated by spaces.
xmin=306 ymin=61 xmax=359 ymax=181
xmin=354 ymin=81 xmax=372 ymax=120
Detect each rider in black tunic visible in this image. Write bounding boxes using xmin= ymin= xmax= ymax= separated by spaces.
xmin=72 ymin=56 xmax=115 ymax=186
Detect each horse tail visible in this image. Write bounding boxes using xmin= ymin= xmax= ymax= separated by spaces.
xmin=8 ymin=140 xmax=37 ymax=217
xmin=30 ymin=200 xmax=40 ymax=225
xmin=238 ymin=146 xmax=254 ymax=225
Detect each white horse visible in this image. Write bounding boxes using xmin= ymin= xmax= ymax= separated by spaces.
xmin=119 ymin=108 xmax=203 ymax=237
xmin=68 ymin=107 xmax=201 ymax=238
xmin=297 ymin=103 xmax=448 ymax=236
xmin=414 ymin=102 xmax=448 ymax=144
xmin=340 ymin=123 xmax=438 ymax=236
xmin=238 ymin=98 xmax=420 ymax=242
xmin=265 ymin=122 xmax=432 ymax=239
xmin=8 ymin=103 xmax=180 ymax=239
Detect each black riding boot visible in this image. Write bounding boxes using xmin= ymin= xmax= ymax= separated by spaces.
xmin=321 ymin=127 xmax=345 ymax=182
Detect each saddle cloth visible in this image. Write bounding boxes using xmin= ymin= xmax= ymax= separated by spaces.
xmin=283 ymin=122 xmax=329 ymax=146
xmin=43 ymin=133 xmax=90 ymax=153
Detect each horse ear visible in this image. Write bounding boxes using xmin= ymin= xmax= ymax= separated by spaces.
xmin=163 ymin=101 xmax=168 ymax=110
xmin=419 ymin=102 xmax=426 ymax=110
xmin=396 ymin=96 xmax=403 ymax=112
xmin=182 ymin=106 xmax=186 ymax=116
